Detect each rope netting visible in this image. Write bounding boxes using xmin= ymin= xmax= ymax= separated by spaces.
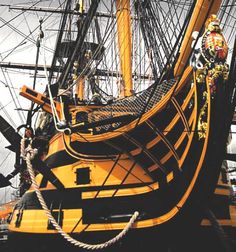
xmin=76 ymin=78 xmax=176 ymax=133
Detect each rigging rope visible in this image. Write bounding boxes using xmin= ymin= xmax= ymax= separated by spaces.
xmin=21 ymin=138 xmax=139 ymax=250
xmin=43 ymin=44 xmax=71 ymax=134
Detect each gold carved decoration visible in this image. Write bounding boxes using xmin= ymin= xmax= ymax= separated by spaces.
xmin=197 ymin=91 xmax=208 ymax=140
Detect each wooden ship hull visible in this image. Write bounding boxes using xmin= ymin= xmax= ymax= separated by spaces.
xmin=7 ymin=70 xmax=233 ymax=252
xmin=0 ymin=0 xmax=235 ymax=251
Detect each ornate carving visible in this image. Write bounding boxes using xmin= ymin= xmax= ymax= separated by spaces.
xmin=197 ymin=91 xmax=208 ymax=140
xmin=201 ymin=15 xmax=228 ymax=63
xmin=206 ymin=63 xmax=229 ymax=94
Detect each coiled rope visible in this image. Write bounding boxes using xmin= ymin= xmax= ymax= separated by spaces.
xmin=21 ymin=138 xmax=139 ymax=250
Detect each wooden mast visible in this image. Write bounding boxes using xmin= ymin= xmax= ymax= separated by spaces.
xmin=116 ymin=0 xmax=133 ymax=97
xmin=76 ymin=0 xmax=85 ymax=102
xmin=77 ymin=78 xmax=85 ymax=101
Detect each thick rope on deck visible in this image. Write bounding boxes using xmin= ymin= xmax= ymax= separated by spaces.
xmin=21 ymin=138 xmax=139 ymax=250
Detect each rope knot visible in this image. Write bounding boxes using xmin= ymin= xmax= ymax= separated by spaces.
xmin=20 ymin=138 xmax=38 ymax=160
xmin=25 ymin=146 xmax=38 ymax=160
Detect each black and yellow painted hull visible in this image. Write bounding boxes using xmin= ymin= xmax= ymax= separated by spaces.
xmin=7 ymin=63 xmax=232 ymax=251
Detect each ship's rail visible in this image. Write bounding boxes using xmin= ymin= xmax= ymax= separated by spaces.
xmin=81 ymin=78 xmax=176 ymax=133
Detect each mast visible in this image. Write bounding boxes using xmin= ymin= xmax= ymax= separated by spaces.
xmin=76 ymin=78 xmax=84 ymax=101
xmin=116 ymin=0 xmax=133 ymax=97
xmin=59 ymin=0 xmax=100 ymax=89
xmin=75 ymin=0 xmax=85 ymax=102
xmin=48 ymin=0 xmax=72 ymax=83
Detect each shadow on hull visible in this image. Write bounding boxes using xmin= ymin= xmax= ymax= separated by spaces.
xmin=5 ymin=225 xmax=236 ymax=252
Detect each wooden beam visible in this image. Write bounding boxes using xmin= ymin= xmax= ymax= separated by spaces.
xmin=20 ymin=85 xmax=61 ymax=117
xmin=0 ymin=62 xmax=153 ymax=80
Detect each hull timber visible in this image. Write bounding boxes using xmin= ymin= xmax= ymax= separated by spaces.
xmin=1 ymin=0 xmax=234 ymax=251
xmin=7 ymin=64 xmax=231 ymax=250
xmin=5 ymin=177 xmax=236 ymax=252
